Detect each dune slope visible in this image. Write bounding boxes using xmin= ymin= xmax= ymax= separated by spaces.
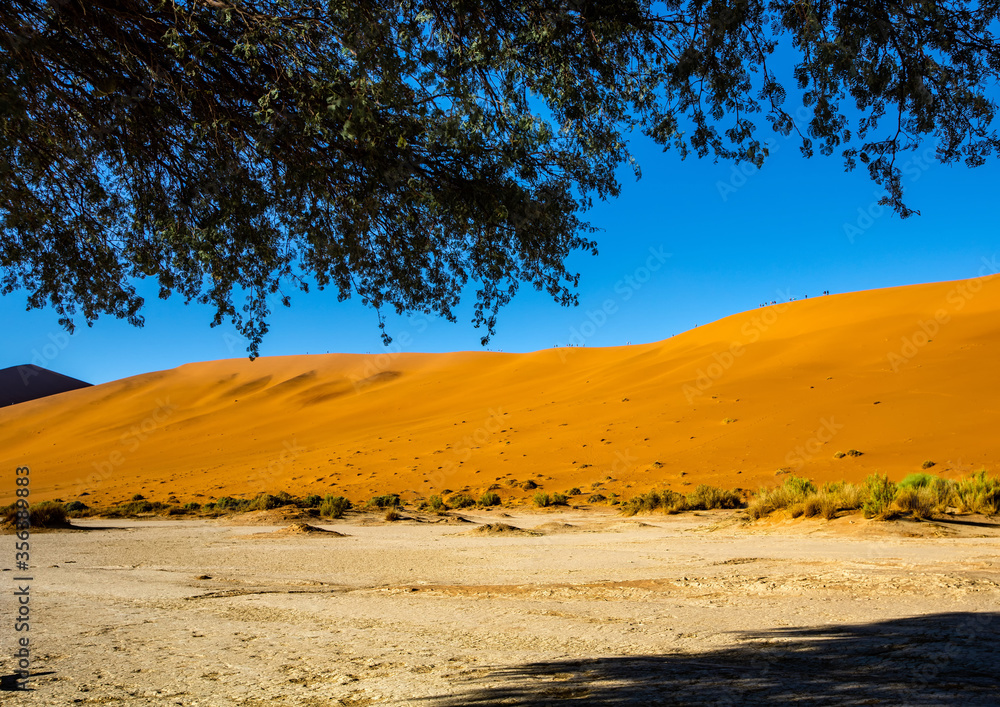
xmin=2 ymin=275 xmax=998 ymax=506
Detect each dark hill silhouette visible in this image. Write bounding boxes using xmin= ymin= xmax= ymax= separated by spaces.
xmin=0 ymin=365 xmax=92 ymax=407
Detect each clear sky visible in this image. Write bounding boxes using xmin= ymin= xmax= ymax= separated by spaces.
xmin=3 ymin=125 xmax=998 ymax=386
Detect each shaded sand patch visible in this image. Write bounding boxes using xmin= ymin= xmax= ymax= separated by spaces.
xmin=260 ymin=522 xmax=347 ymax=536
xmin=463 ymin=523 xmax=541 ymax=536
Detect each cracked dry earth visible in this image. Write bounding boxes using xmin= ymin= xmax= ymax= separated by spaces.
xmin=3 ymin=509 xmax=999 ymax=706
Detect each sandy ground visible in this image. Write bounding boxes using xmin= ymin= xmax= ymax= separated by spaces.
xmin=3 ymin=509 xmax=999 ymax=705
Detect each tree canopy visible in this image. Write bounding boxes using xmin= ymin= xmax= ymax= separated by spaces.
xmin=3 ymin=0 xmax=999 ymax=355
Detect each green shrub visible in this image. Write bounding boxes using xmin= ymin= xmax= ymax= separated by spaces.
xmin=746 ymin=476 xmax=818 ymax=520
xmin=566 ymin=487 xmax=582 ymax=496
xmin=587 ymin=493 xmax=607 ymax=503
xmin=898 ymin=473 xmax=937 ymax=489
xmin=248 ymin=493 xmax=284 ymax=511
xmin=10 ymin=501 xmax=70 ymax=528
xmin=183 ymin=502 xmax=202 ymax=511
xmin=551 ymin=493 xmax=569 ymax=506
xmin=685 ymin=485 xmax=743 ymax=510
xmin=428 ymin=495 xmax=446 ymax=511
xmin=215 ymin=496 xmax=248 ymax=511
xmin=620 ymin=489 xmax=687 ymax=516
xmin=893 ymin=487 xmax=935 ymax=520
xmin=303 ymin=494 xmax=323 ymax=508
xmin=953 ymin=471 xmax=1000 ymax=515
xmin=863 ymin=474 xmax=898 ymax=520
xmin=521 ymin=480 xmax=538 ymax=490
xmin=532 ymin=492 xmax=551 ymax=507
xmin=367 ymin=494 xmax=401 ymax=509
xmin=846 ymin=449 xmax=864 ymax=457
xmin=64 ymin=500 xmax=88 ymax=513
xmin=479 ymin=492 xmax=501 ymax=507
xmin=131 ymin=494 xmax=145 ymax=501
xmin=320 ymin=495 xmax=351 ymax=518
xmin=447 ymin=494 xmax=476 ymax=509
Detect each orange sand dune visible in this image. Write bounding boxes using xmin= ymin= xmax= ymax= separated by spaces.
xmin=2 ymin=275 xmax=999 ymax=507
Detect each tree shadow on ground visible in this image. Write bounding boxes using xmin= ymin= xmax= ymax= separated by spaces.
xmin=423 ymin=612 xmax=999 ymax=706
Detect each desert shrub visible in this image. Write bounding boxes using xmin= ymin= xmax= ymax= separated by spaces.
xmin=384 ymin=508 xmax=401 ymax=521
xmin=833 ymin=452 xmax=846 ymax=459
xmin=566 ymin=487 xmax=582 ymax=496
xmin=863 ymin=474 xmax=898 ymax=519
xmin=801 ymin=496 xmax=823 ymax=518
xmin=64 ymin=500 xmax=88 ymax=513
xmin=952 ymin=471 xmax=1000 ymax=515
xmin=367 ymin=494 xmax=401 ymax=509
xmin=551 ymin=493 xmax=569 ymax=506
xmin=893 ymin=487 xmax=935 ymax=519
xmin=26 ymin=501 xmax=69 ymax=527
xmin=447 ymin=494 xmax=476 ymax=509
xmin=248 ymin=493 xmax=284 ymax=511
xmin=587 ymin=493 xmax=607 ymax=504
xmin=532 ymin=492 xmax=551 ymax=507
xmin=303 ymin=494 xmax=323 ymax=508
xmin=789 ymin=504 xmax=805 ymax=518
xmin=899 ymin=473 xmax=937 ymax=489
xmin=846 ymin=449 xmax=864 ymax=457
xmin=183 ymin=502 xmax=202 ymax=511
xmin=215 ymin=496 xmax=248 ymax=511
xmin=521 ymin=480 xmax=538 ymax=490
xmin=819 ymin=497 xmax=839 ymax=520
xmin=123 ymin=500 xmax=154 ymax=514
xmin=620 ymin=489 xmax=687 ymax=516
xmin=488 ymin=484 xmax=501 ymax=490
xmin=685 ymin=485 xmax=743 ymax=510
xmin=319 ymin=495 xmax=351 ymax=518
xmin=922 ymin=460 xmax=936 ymax=469
xmin=479 ymin=492 xmax=501 ymax=507
xmin=784 ymin=476 xmax=817 ymax=496
xmin=746 ymin=476 xmax=817 ymax=520
xmin=428 ymin=495 xmax=446 ymax=511
xmin=131 ymin=494 xmax=145 ymax=501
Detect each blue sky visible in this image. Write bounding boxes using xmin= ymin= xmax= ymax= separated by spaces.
xmin=3 ymin=125 xmax=998 ymax=386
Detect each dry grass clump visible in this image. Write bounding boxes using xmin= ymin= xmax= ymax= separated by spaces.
xmin=620 ymin=485 xmax=743 ymax=516
xmin=748 ymin=470 xmax=1000 ymax=522
xmin=952 ymin=470 xmax=1000 ymax=515
xmin=685 ymin=484 xmax=743 ymax=510
xmin=2 ymin=501 xmax=70 ymax=528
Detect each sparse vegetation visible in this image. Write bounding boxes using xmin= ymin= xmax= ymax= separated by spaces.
xmin=685 ymin=485 xmax=743 ymax=510
xmin=367 ymin=494 xmax=401 ymax=509
xmin=427 ymin=495 xmax=446 ymax=511
xmin=320 ymin=495 xmax=351 ymax=518
xmin=846 ymin=449 xmax=864 ymax=457
xmin=551 ymin=493 xmax=569 ymax=506
xmin=922 ymin=460 xmax=936 ymax=469
xmin=446 ymin=494 xmax=476 ymax=509
xmin=863 ymin=474 xmax=898 ymax=520
xmin=532 ymin=492 xmax=551 ymax=507
xmin=3 ymin=501 xmax=70 ymax=528
xmin=620 ymin=489 xmax=687 ymax=516
xmin=566 ymin=487 xmax=582 ymax=496
xmin=833 ymin=452 xmax=846 ymax=459
xmin=521 ymin=480 xmax=538 ymax=490
xmin=587 ymin=493 xmax=607 ymax=503
xmin=384 ymin=508 xmax=401 ymax=521
xmin=478 ymin=492 xmax=501 ymax=507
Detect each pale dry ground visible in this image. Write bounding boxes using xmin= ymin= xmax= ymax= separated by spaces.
xmin=3 ymin=509 xmax=1000 ymax=706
